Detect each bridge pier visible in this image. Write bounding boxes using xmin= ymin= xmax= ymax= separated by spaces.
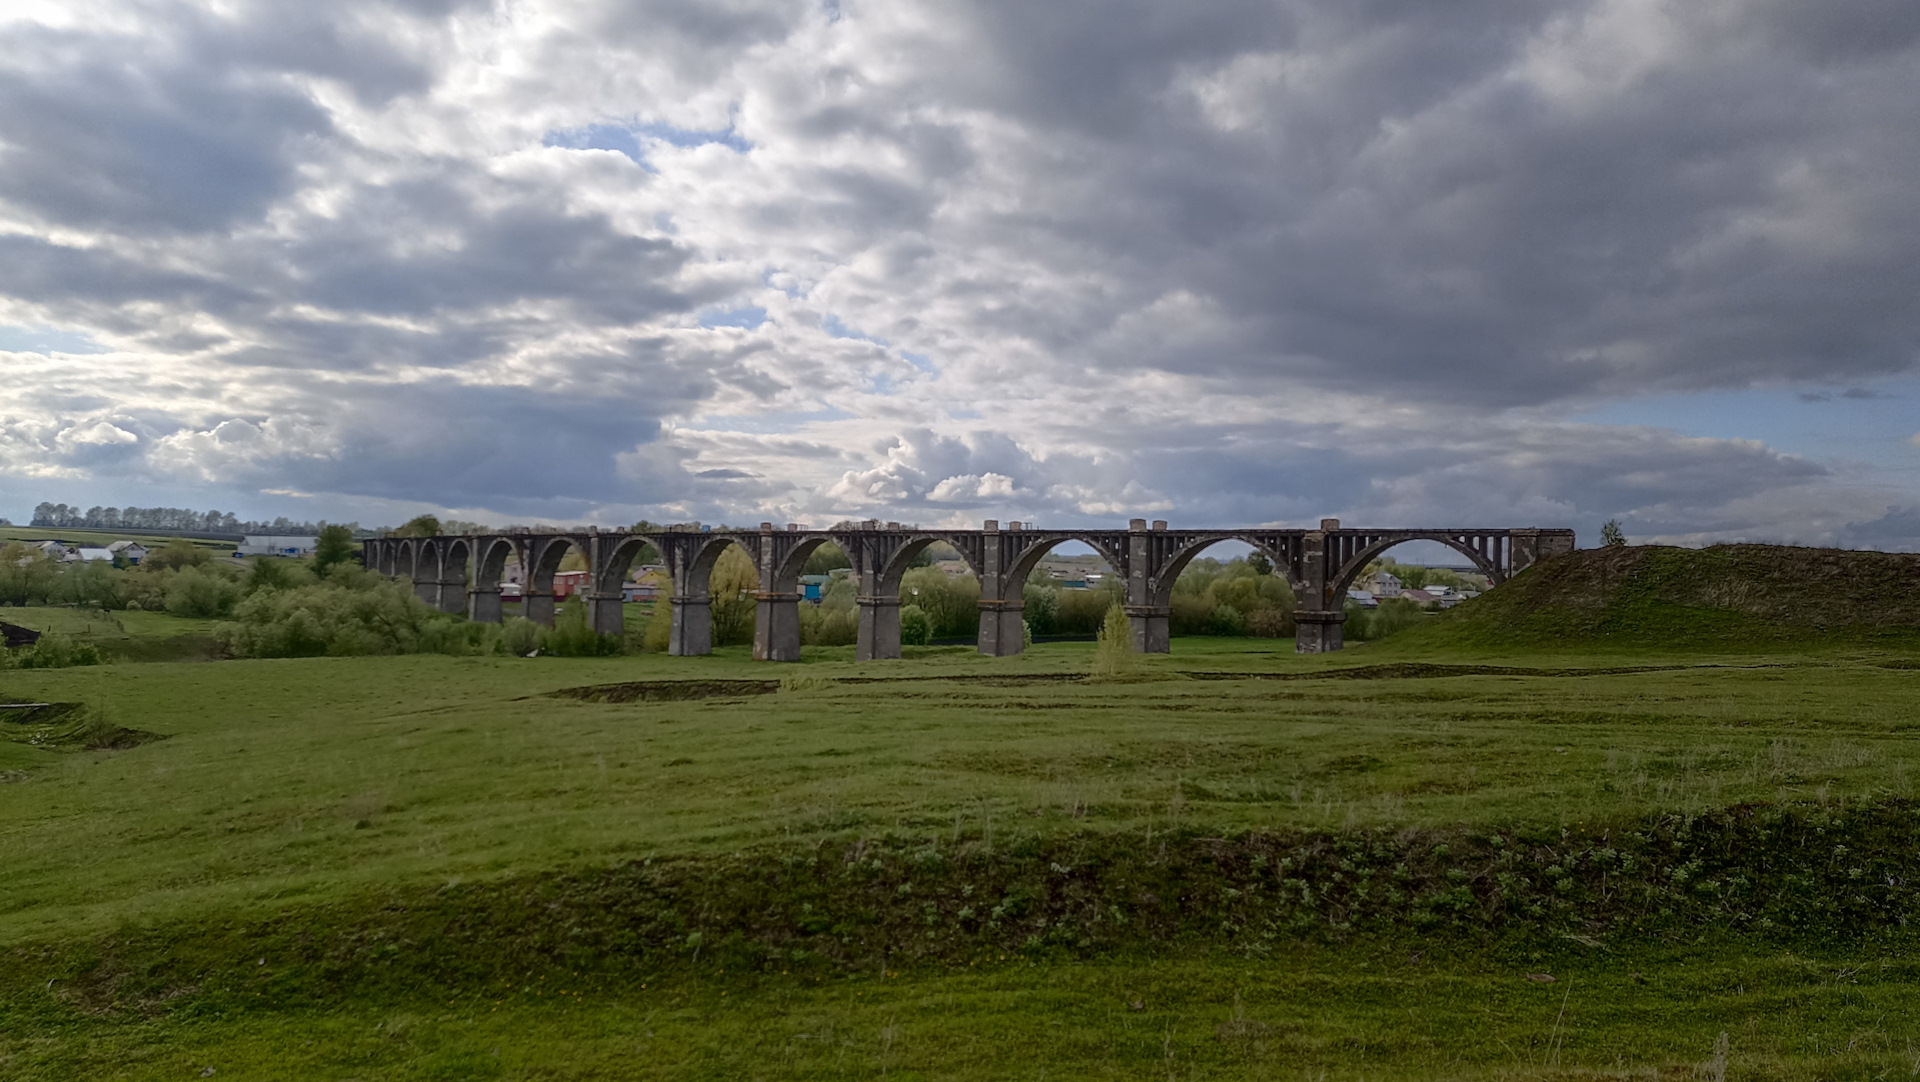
xmin=977 ymin=599 xmax=1025 ymax=656
xmin=1293 ymin=610 xmax=1346 ymax=653
xmin=433 ymin=579 xmax=467 ymax=615
xmin=588 ymin=592 xmax=625 ymax=639
xmin=857 ymin=596 xmax=901 ymax=661
xmin=1125 ymin=605 xmax=1171 ymax=654
xmin=524 ymin=590 xmax=556 ymax=627
xmin=669 ymin=596 xmax=712 ymax=656
xmin=469 ymin=587 xmax=503 ymax=624
xmin=754 ymin=592 xmax=803 ymax=661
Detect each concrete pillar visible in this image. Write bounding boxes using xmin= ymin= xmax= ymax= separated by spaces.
xmin=1292 ymin=524 xmax=1345 ymax=653
xmin=470 ymin=588 xmax=503 ymax=624
xmin=1294 ymin=610 xmax=1346 ymax=653
xmin=1125 ymin=605 xmax=1171 ymax=653
xmin=1125 ymin=518 xmax=1171 ymax=654
xmin=669 ymin=596 xmax=712 ymax=656
xmin=588 ymin=593 xmax=625 ymax=639
xmin=754 ymin=592 xmax=803 ymax=661
xmin=525 ymin=590 xmax=556 ymax=627
xmin=977 ymin=600 xmax=1025 ymax=656
xmin=857 ymin=596 xmax=901 ymax=660
xmin=975 ymin=523 xmax=1025 ymax=656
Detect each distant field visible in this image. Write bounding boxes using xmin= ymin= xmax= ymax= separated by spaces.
xmin=4 ymin=630 xmax=1920 ymax=1078
xmin=0 ymin=605 xmax=220 ymax=661
xmin=0 ymin=525 xmax=239 ymax=554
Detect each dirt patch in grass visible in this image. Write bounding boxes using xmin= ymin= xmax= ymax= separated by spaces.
xmin=0 ymin=702 xmax=168 ymax=751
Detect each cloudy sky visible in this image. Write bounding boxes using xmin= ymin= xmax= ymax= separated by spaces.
xmin=1 ymin=0 xmax=1917 ymax=546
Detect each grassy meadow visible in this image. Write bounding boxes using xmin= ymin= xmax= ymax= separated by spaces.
xmin=3 ymin=608 xmax=1920 ymax=1077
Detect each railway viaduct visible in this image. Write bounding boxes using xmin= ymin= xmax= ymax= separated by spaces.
xmin=362 ymin=519 xmax=1574 ymax=659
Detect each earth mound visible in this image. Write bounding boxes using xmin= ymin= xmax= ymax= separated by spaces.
xmin=1424 ymin=543 xmax=1920 ymax=647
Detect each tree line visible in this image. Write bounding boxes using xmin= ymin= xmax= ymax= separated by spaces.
xmin=29 ymin=502 xmax=374 ymax=537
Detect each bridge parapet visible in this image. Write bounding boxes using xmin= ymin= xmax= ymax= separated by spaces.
xmin=360 ymin=521 xmax=1575 ymax=660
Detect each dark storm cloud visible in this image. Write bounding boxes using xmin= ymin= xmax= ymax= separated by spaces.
xmin=0 ymin=27 xmax=331 ymax=234
xmin=284 ymin=182 xmax=700 ymax=324
xmin=814 ymin=0 xmax=1920 ymax=403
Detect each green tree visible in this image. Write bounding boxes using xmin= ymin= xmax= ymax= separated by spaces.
xmin=802 ymin=541 xmax=851 ymax=575
xmin=1247 ymin=551 xmax=1272 ymax=576
xmin=1601 ymin=519 xmax=1627 ymax=547
xmin=395 ymin=515 xmax=442 ymax=538
xmin=146 ymin=538 xmax=209 ymax=571
xmin=708 ymin=544 xmax=759 ymax=646
xmin=0 ymin=543 xmax=60 ymax=606
xmin=899 ymin=605 xmax=933 ymax=646
xmin=1091 ymin=602 xmax=1137 ymax=678
xmin=313 ymin=524 xmax=356 ymax=574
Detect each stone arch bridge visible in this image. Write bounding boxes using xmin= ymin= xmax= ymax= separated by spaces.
xmin=362 ymin=519 xmax=1573 ymax=659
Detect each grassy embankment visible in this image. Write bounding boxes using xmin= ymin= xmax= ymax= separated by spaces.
xmin=2 ymin=544 xmax=1919 ymax=1078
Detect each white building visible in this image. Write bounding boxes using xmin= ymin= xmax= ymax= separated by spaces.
xmin=237 ymin=535 xmax=318 ymax=557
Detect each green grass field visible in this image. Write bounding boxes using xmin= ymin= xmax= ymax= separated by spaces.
xmin=4 ymin=622 xmax=1920 ymax=1078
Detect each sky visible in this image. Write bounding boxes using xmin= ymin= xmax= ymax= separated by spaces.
xmin=1 ymin=0 xmax=1917 ymax=547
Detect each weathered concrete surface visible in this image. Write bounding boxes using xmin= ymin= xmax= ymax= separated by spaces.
xmin=368 ymin=520 xmax=1574 ymax=661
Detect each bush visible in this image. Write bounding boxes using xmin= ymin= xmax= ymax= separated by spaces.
xmin=217 ymin=580 xmax=494 ymax=658
xmin=1022 ymin=584 xmax=1060 ymax=635
xmin=1246 ymin=608 xmax=1293 ymax=638
xmin=165 ymin=566 xmax=243 ymax=619
xmin=1207 ymin=604 xmax=1247 ymax=636
xmin=1 ymin=632 xmax=103 ymax=669
xmin=900 ymin=567 xmax=979 ymax=638
xmin=1345 ymin=597 xmax=1427 ymax=641
xmin=899 ymin=604 xmax=933 ymax=646
xmin=638 ymin=603 xmax=673 ymax=652
xmin=546 ymin=601 xmax=624 ymax=657
xmin=245 ymin=557 xmax=313 ymax=595
xmin=502 ymin=617 xmax=548 ymax=656
xmin=1054 ymin=581 xmax=1124 ymax=634
xmin=798 ymin=598 xmax=858 ymax=647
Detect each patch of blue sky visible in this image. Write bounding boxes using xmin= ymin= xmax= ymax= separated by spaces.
xmin=902 ymin=351 xmax=936 ymax=373
xmin=699 ymin=306 xmax=767 ymax=330
xmin=543 ymin=121 xmax=751 ymax=170
xmin=687 ymin=407 xmax=855 ymax=435
xmin=823 ymin=314 xmax=886 ymax=344
xmin=762 ymin=268 xmax=804 ymax=299
xmin=1571 ymin=376 xmax=1920 ymax=473
xmin=0 ymin=325 xmax=110 ymax=355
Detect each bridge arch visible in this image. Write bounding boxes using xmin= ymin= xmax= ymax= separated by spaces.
xmin=1330 ymin=534 xmax=1503 ymax=601
xmin=771 ymin=534 xmax=845 ymax=595
xmin=876 ymin=534 xmax=984 ymax=596
xmin=392 ymin=538 xmax=417 ymax=581
xmin=1150 ymin=535 xmax=1294 ymax=610
xmin=473 ymin=536 xmax=516 ymax=593
xmin=592 ymin=534 xmax=661 ymax=598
